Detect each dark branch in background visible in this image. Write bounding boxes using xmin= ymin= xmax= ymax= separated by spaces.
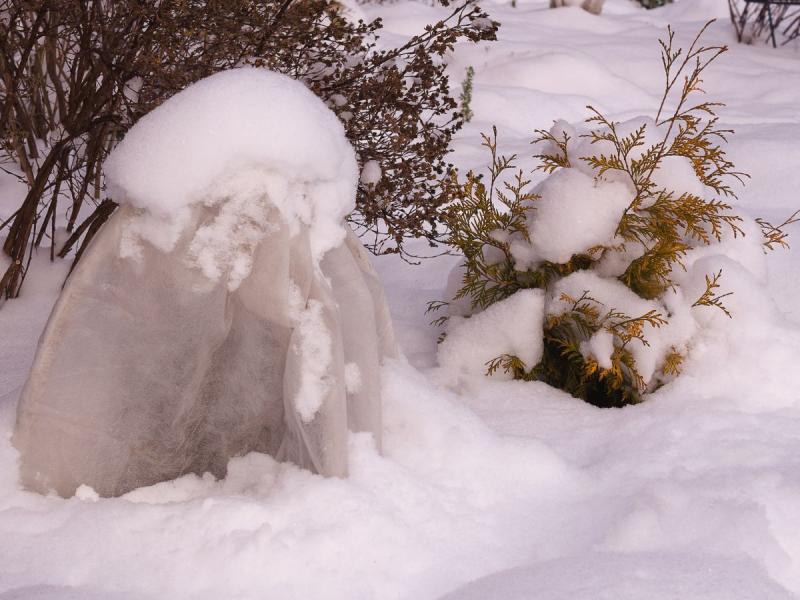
xmin=0 ymin=0 xmax=498 ymax=301
xmin=727 ymin=0 xmax=800 ymax=46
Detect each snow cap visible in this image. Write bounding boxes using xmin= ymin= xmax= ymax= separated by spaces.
xmin=104 ymin=68 xmax=359 ymax=263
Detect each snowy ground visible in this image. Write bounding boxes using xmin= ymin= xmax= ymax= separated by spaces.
xmin=2 ymin=1 xmax=800 ymax=598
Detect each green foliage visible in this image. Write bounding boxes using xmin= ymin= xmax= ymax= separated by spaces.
xmin=434 ymin=127 xmax=596 ymax=319
xmin=437 ymin=128 xmax=538 ymax=312
xmin=485 ymin=290 xmax=669 ymax=406
xmin=544 ymin=24 xmax=747 ymax=300
xmin=540 ymin=292 xmax=664 ymax=405
xmin=638 ymin=0 xmax=672 ymax=8
xmin=460 ymin=66 xmax=475 ymax=123
xmin=434 ymin=23 xmax=795 ymax=408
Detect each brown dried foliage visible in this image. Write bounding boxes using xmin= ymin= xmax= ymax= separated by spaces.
xmin=0 ymin=0 xmax=497 ymax=300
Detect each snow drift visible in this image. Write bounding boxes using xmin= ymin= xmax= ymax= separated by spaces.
xmin=1 ymin=2 xmax=800 ymax=599
xmin=13 ymin=68 xmax=397 ymax=498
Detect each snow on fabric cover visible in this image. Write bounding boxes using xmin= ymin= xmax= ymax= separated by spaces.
xmin=12 ymin=68 xmax=397 ymax=498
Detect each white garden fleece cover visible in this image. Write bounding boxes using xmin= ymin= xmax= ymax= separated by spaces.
xmin=12 ymin=69 xmax=397 ymax=498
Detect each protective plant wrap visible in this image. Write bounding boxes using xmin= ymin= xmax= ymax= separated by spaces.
xmin=12 ymin=68 xmax=397 ymax=498
xmin=13 ymin=205 xmax=396 ymax=498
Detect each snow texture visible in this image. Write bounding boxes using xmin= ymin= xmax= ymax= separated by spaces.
xmin=581 ymin=330 xmax=615 ymax=370
xmin=442 ymin=553 xmax=795 ymax=600
xmin=360 ymin=160 xmax=382 ymax=186
xmin=2 ymin=1 xmax=800 ymax=599
xmin=439 ymin=289 xmax=546 ymax=380
xmin=291 ymin=297 xmax=333 ymax=423
xmin=519 ymin=167 xmax=633 ymax=266
xmin=104 ymin=68 xmax=358 ymax=270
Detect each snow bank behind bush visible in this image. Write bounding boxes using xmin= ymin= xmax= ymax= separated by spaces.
xmin=104 ymin=68 xmax=358 ymax=272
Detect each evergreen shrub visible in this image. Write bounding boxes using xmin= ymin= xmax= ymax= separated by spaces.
xmin=460 ymin=66 xmax=475 ymax=123
xmin=638 ymin=0 xmax=672 ymax=9
xmin=431 ymin=23 xmax=797 ymax=408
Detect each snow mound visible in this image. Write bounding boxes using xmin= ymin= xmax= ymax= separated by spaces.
xmin=0 ymin=585 xmax=139 ymax=600
xmin=523 ymin=168 xmax=633 ymax=265
xmin=441 ymin=552 xmax=795 ymax=600
xmin=438 ymin=289 xmax=545 ymax=379
xmin=104 ymin=68 xmax=358 ymax=267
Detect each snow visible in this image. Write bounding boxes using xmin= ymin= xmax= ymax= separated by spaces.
xmin=74 ymin=485 xmax=100 ymax=502
xmin=2 ymin=1 xmax=800 ymax=599
xmin=344 ymin=362 xmax=363 ymax=394
xmin=360 ymin=160 xmax=382 ymax=186
xmin=105 ymin=68 xmax=358 ymax=269
xmin=185 ymin=170 xmax=280 ymax=290
xmin=651 ymin=155 xmax=706 ymax=200
xmin=438 ymin=289 xmax=545 ymax=379
xmin=291 ymin=297 xmax=333 ymax=424
xmin=442 ymin=261 xmax=474 ymax=318
xmin=520 ymin=167 xmax=633 ymax=265
xmin=581 ymin=330 xmax=615 ymax=370
xmin=442 ymin=552 xmax=796 ymax=600
xmin=547 ymin=270 xmax=697 ymax=385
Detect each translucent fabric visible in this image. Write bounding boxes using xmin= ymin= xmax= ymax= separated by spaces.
xmin=13 ymin=203 xmax=396 ymax=497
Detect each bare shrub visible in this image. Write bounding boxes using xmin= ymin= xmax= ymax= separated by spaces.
xmin=0 ymin=0 xmax=497 ymax=299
